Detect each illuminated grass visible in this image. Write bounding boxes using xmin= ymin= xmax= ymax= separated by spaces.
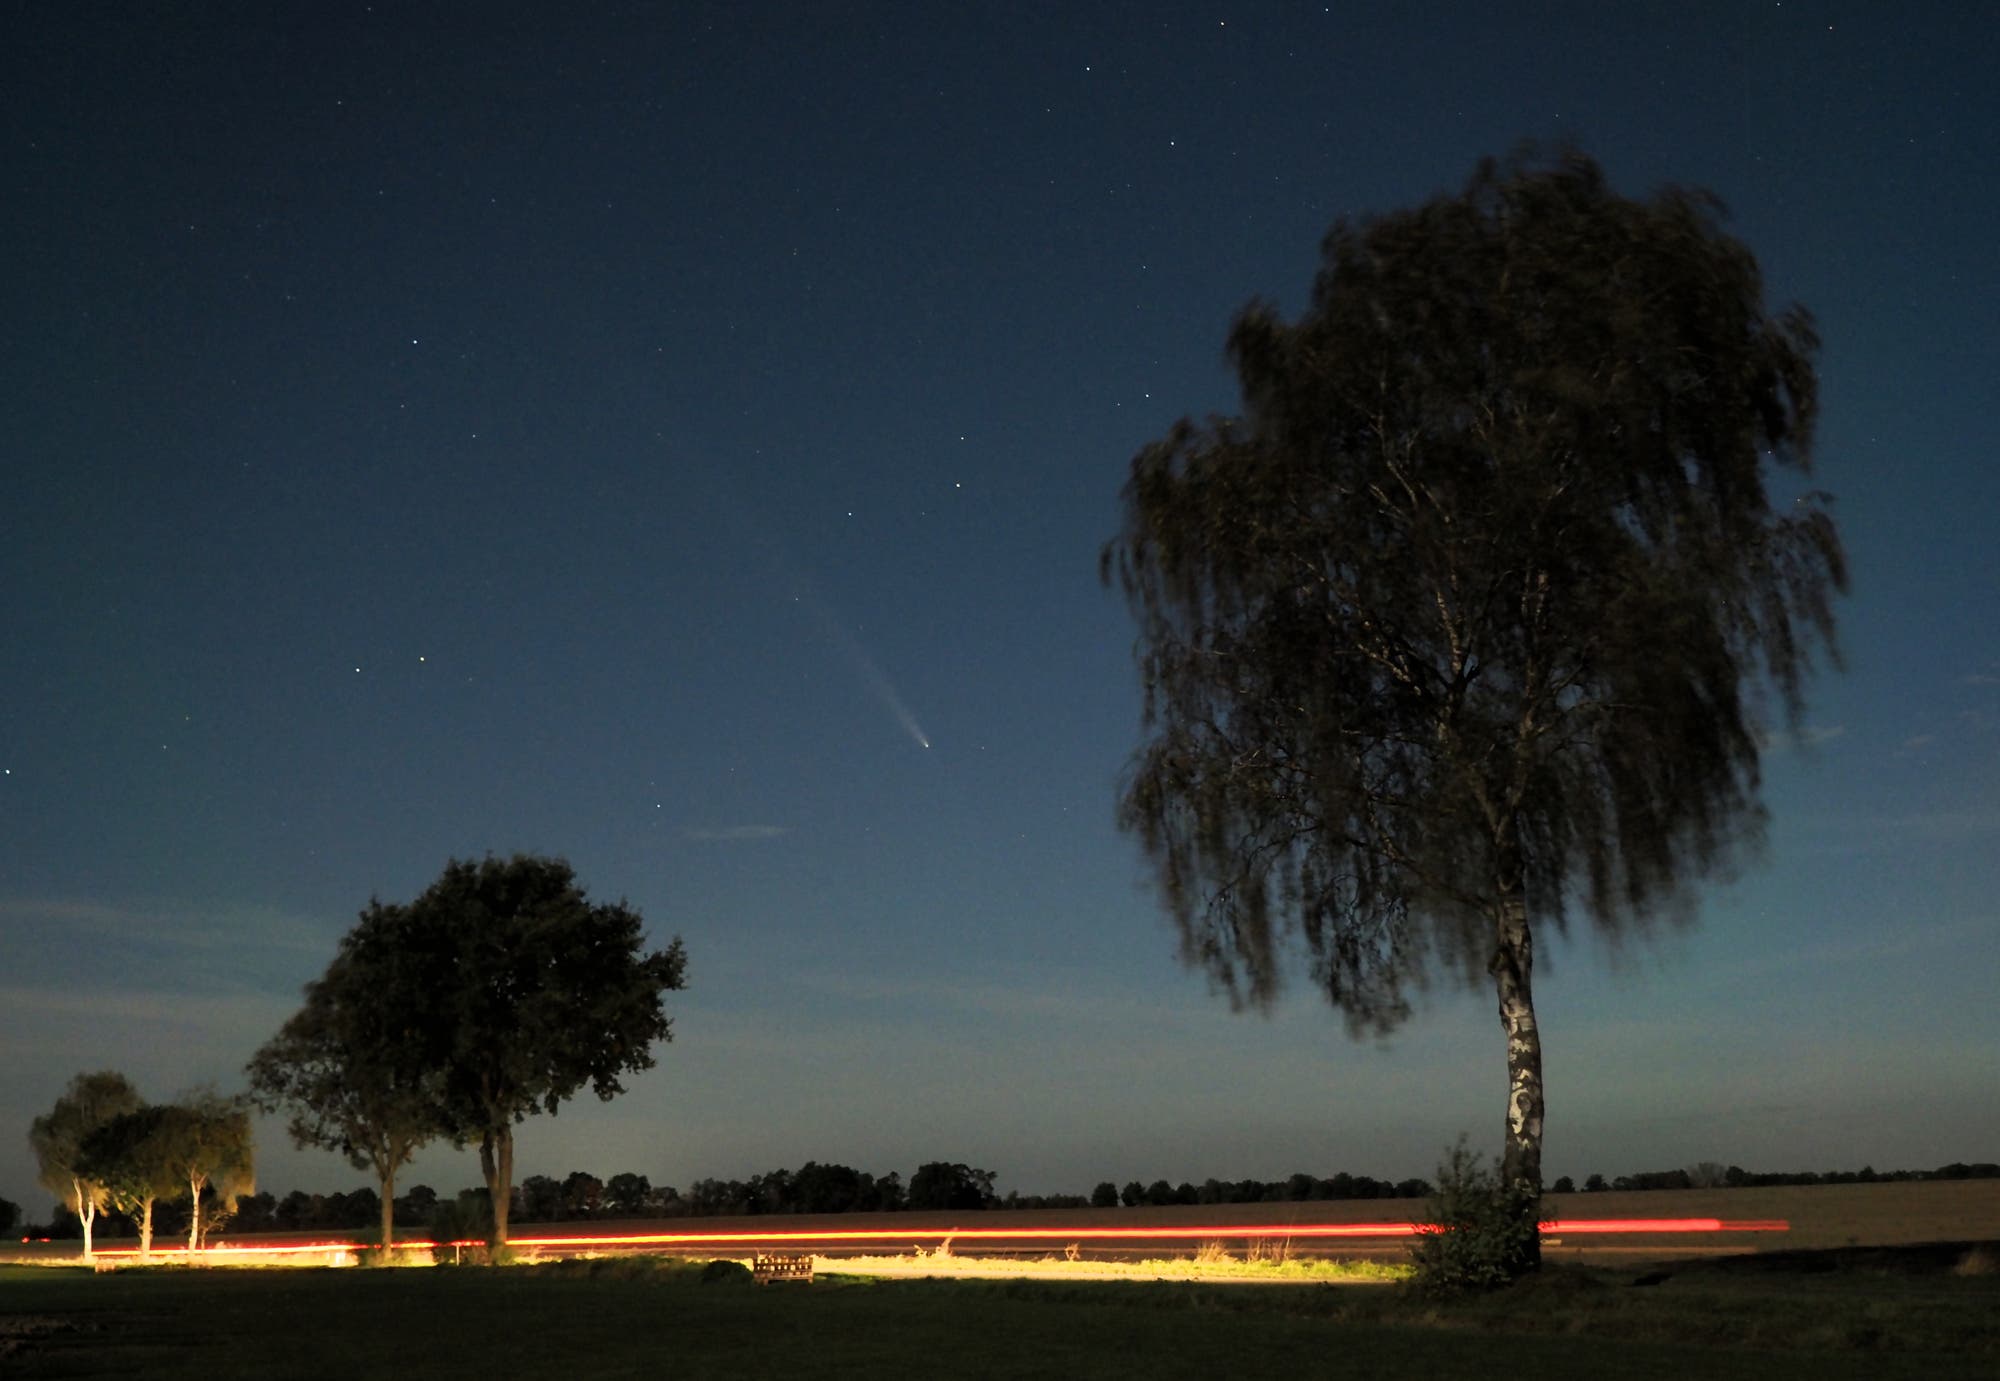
xmin=826 ymin=1247 xmax=1412 ymax=1284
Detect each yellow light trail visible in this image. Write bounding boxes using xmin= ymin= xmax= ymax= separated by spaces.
xmin=81 ymin=1215 xmax=1788 ymax=1262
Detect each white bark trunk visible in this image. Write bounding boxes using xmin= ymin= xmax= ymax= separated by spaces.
xmin=72 ymin=1177 xmax=95 ymax=1262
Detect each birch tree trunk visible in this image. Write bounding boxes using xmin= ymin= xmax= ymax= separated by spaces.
xmin=1490 ymin=879 xmax=1545 ymax=1272
xmin=71 ymin=1178 xmax=95 ymax=1262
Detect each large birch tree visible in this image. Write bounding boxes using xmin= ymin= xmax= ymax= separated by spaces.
xmin=1102 ymin=150 xmax=1844 ymax=1274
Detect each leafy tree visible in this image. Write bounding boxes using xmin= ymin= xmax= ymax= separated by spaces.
xmin=517 ymin=1174 xmax=564 ymax=1223
xmin=561 ymin=1170 xmax=605 ymax=1220
xmin=233 ymin=1190 xmax=277 ymax=1232
xmin=275 ymin=1189 xmax=319 ymax=1229
xmin=1091 ymin=1181 xmax=1119 ymax=1209
xmin=906 ymin=1162 xmax=997 ymax=1212
xmin=246 ymin=929 xmax=440 ymax=1249
xmin=604 ymin=1172 xmax=652 ymax=1218
xmin=78 ymin=1105 xmax=182 ymax=1259
xmin=0 ymin=1195 xmax=19 ymax=1236
xmin=339 ymin=854 xmax=687 ymax=1248
xmin=152 ymin=1090 xmax=255 ymax=1252
xmin=789 ymin=1161 xmax=864 ymax=1214
xmin=1102 ymin=150 xmax=1843 ymax=1277
xmin=28 ymin=1071 xmax=142 ymax=1259
xmin=1584 ymin=1173 xmax=1608 ymax=1192
xmin=1550 ymin=1175 xmax=1576 ymax=1194
xmin=396 ymin=1184 xmax=440 ymax=1226
xmin=1120 ymin=1181 xmax=1144 ymax=1208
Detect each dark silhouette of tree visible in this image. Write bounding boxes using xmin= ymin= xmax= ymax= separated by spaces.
xmin=0 ymin=1196 xmax=19 ymax=1236
xmin=789 ymin=1161 xmax=866 ymax=1214
xmin=344 ymin=854 xmax=687 ymax=1249
xmin=28 ymin=1071 xmax=141 ymax=1260
xmin=1091 ymin=1181 xmax=1119 ymax=1208
xmin=246 ymin=931 xmax=440 ymax=1249
xmin=1103 ymin=150 xmax=1844 ymax=1276
xmin=517 ymin=1174 xmax=563 ymax=1223
xmin=396 ymin=1184 xmax=440 ymax=1226
xmin=603 ymin=1172 xmax=651 ymax=1218
xmin=906 ymin=1162 xmax=997 ymax=1211
xmin=561 ymin=1170 xmax=605 ymax=1220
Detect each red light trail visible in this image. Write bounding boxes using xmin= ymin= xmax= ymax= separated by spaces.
xmin=83 ymin=1215 xmax=1787 ymax=1262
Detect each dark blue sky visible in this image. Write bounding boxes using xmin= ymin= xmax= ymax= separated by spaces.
xmin=5 ymin=2 xmax=1996 ymax=1213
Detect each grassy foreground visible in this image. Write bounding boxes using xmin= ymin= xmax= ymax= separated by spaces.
xmin=3 ymin=1245 xmax=1996 ymax=1380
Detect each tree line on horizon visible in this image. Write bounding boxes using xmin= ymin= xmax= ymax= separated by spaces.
xmin=18 ymin=1155 xmax=1993 ymax=1244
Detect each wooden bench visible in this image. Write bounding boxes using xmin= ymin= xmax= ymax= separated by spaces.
xmin=752 ymin=1253 xmax=814 ymax=1284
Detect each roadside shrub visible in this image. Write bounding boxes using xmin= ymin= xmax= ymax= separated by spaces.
xmin=700 ymin=1258 xmax=752 ymax=1285
xmin=1408 ymin=1138 xmax=1540 ymax=1296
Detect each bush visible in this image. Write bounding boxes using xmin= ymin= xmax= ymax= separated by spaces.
xmin=700 ymin=1258 xmax=752 ymax=1285
xmin=1408 ymin=1138 xmax=1540 ymax=1296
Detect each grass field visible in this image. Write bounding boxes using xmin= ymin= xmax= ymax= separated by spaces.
xmin=4 ymin=1242 xmax=1997 ymax=1380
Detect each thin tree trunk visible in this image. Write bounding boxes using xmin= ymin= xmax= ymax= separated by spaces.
xmin=1490 ymin=878 xmax=1544 ymax=1273
xmin=72 ymin=1179 xmax=94 ymax=1262
xmin=140 ymin=1198 xmax=154 ymax=1261
xmin=187 ymin=1173 xmax=204 ymax=1255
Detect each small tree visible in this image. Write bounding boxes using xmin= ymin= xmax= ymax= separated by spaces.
xmin=78 ymin=1105 xmax=182 ymax=1259
xmin=1410 ymin=1139 xmax=1540 ymax=1295
xmin=153 ymin=1090 xmax=255 ymax=1253
xmin=28 ymin=1071 xmax=141 ymax=1260
xmin=247 ymin=935 xmax=440 ymax=1250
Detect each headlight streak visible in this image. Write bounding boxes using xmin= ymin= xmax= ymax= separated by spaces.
xmin=85 ymin=1215 xmax=1787 ymax=1261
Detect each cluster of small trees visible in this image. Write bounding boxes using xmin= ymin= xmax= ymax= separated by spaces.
xmin=23 ymin=854 xmax=684 ymax=1259
xmin=25 ymin=1072 xmax=253 ymax=1260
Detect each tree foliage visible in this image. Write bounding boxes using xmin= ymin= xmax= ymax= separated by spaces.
xmin=150 ymin=1089 xmax=256 ymax=1252
xmin=324 ymin=854 xmax=687 ymax=1248
xmin=1103 ymin=149 xmax=1844 ymax=1272
xmin=246 ymin=935 xmax=439 ymax=1248
xmin=906 ymin=1162 xmax=998 ymax=1212
xmin=27 ymin=1070 xmax=142 ymax=1259
xmin=78 ymin=1104 xmax=183 ymax=1258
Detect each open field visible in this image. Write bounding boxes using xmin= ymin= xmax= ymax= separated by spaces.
xmin=4 ymin=1242 xmax=1999 ymax=1380
xmin=14 ymin=1177 xmax=1992 ymax=1271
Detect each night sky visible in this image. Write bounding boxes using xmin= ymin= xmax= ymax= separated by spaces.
xmin=5 ymin=2 xmax=1996 ymax=1216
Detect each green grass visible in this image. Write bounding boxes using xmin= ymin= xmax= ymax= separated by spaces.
xmin=3 ymin=1245 xmax=1997 ymax=1380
